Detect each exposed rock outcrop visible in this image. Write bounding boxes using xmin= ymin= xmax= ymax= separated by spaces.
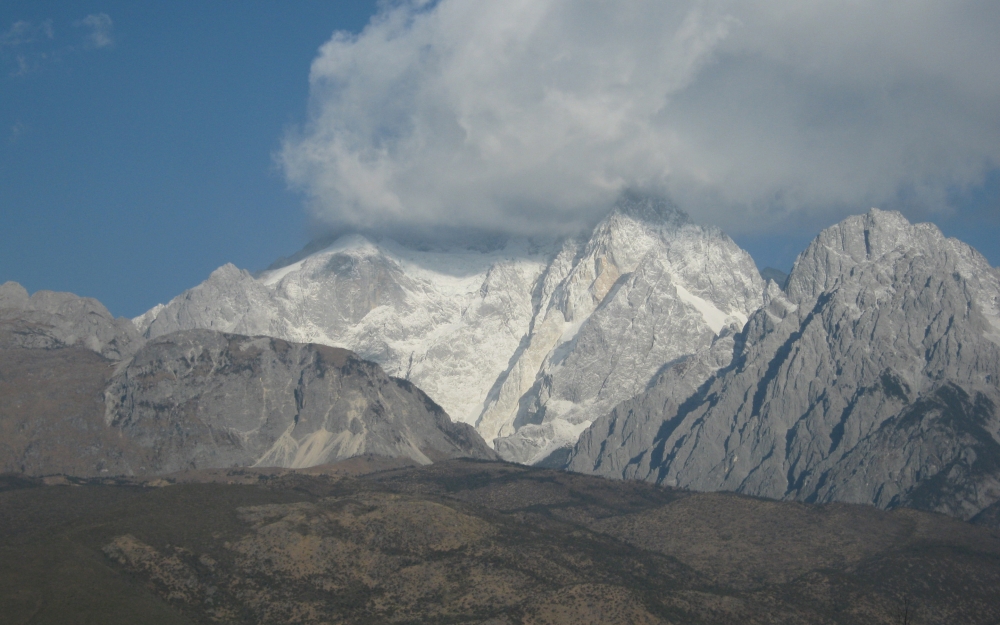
xmin=136 ymin=194 xmax=765 ymax=461
xmin=105 ymin=330 xmax=497 ymax=473
xmin=567 ymin=209 xmax=1000 ymax=520
xmin=0 ymin=281 xmax=140 ymax=359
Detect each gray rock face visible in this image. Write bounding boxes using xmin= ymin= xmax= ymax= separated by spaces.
xmin=1 ymin=283 xmax=495 ymax=475
xmin=488 ymin=197 xmax=764 ymax=463
xmin=105 ymin=330 xmax=497 ymax=474
xmin=135 ymin=194 xmax=765 ymax=462
xmin=0 ymin=281 xmax=140 ymax=360
xmin=568 ymin=209 xmax=1000 ymax=520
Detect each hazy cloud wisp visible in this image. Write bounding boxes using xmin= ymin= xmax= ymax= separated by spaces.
xmin=0 ymin=20 xmax=53 ymax=47
xmin=0 ymin=19 xmax=54 ymax=76
xmin=79 ymin=13 xmax=113 ymax=49
xmin=1 ymin=14 xmax=113 ymax=76
xmin=280 ymin=0 xmax=1000 ymax=238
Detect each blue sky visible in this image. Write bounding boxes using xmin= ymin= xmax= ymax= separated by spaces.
xmin=2 ymin=1 xmax=998 ymax=318
xmin=1 ymin=1 xmax=377 ymax=317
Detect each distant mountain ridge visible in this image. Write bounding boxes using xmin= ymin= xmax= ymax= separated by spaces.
xmin=0 ymin=285 xmax=495 ymax=476
xmin=135 ymin=193 xmax=765 ymax=462
xmin=0 ymin=280 xmax=140 ymax=360
xmin=567 ymin=209 xmax=1000 ymax=520
xmin=6 ymin=202 xmax=1000 ymax=524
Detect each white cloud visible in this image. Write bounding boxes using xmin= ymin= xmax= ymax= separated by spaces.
xmin=2 ymin=15 xmax=113 ymax=76
xmin=280 ymin=0 xmax=1000 ymax=238
xmin=79 ymin=13 xmax=113 ymax=49
xmin=0 ymin=20 xmax=55 ymax=75
xmin=0 ymin=20 xmax=53 ymax=47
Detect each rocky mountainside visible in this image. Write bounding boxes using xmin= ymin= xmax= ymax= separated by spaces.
xmin=137 ymin=235 xmax=553 ymax=438
xmin=136 ymin=194 xmax=764 ymax=462
xmin=568 ymin=209 xmax=1000 ymax=520
xmin=0 ymin=285 xmax=494 ymax=476
xmin=106 ymin=329 xmax=496 ymax=473
xmin=3 ymin=460 xmax=999 ymax=624
xmin=0 ymin=281 xmax=140 ymax=360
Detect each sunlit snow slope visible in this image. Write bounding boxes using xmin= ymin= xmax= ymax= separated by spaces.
xmin=137 ymin=194 xmax=765 ymax=462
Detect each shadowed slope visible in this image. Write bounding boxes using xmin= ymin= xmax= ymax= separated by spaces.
xmin=569 ymin=209 xmax=1000 ymax=520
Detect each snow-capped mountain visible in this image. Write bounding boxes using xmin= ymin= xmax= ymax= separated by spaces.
xmin=139 ymin=235 xmax=555 ymax=436
xmin=567 ymin=209 xmax=1000 ymax=520
xmin=136 ymin=194 xmax=765 ymax=461
xmin=483 ymin=195 xmax=763 ymax=463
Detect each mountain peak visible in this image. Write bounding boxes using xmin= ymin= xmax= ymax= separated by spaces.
xmin=568 ymin=207 xmax=1000 ymax=522
xmin=609 ymin=191 xmax=691 ymax=228
xmin=786 ymin=208 xmax=953 ymax=302
xmin=0 ymin=281 xmax=30 ymax=308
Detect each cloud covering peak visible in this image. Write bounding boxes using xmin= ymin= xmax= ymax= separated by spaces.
xmin=280 ymin=0 xmax=1000 ymax=238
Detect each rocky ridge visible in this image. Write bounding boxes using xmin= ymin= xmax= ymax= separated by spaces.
xmin=0 ymin=280 xmax=140 ymax=360
xmin=136 ymin=194 xmax=765 ymax=461
xmin=567 ymin=209 xmax=1000 ymax=520
xmin=0 ymin=285 xmax=495 ymax=476
xmin=106 ymin=329 xmax=496 ymax=473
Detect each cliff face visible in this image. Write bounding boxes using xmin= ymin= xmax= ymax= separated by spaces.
xmin=568 ymin=209 xmax=1000 ymax=520
xmin=483 ymin=195 xmax=763 ymax=463
xmin=105 ymin=329 xmax=497 ymax=474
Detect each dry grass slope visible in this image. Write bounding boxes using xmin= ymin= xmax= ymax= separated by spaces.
xmin=2 ymin=459 xmax=1000 ymax=624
